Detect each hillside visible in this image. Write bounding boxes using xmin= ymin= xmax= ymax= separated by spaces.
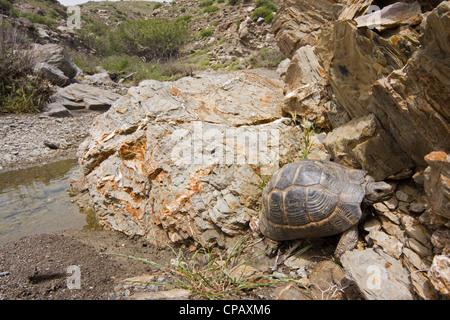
xmin=70 ymin=0 xmax=284 ymax=82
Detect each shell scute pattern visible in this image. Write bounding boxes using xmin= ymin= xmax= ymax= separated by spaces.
xmin=260 ymin=160 xmax=366 ymax=241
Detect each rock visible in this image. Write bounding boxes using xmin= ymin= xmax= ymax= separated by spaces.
xmin=323 ymin=113 xmax=413 ymax=180
xmin=410 ymin=270 xmax=439 ymax=300
xmin=428 ymin=255 xmax=450 ymax=296
xmin=367 ymin=229 xmax=403 ymax=259
xmin=315 ymin=20 xmax=408 ymax=120
xmin=41 ymin=102 xmax=73 ymax=118
xmin=431 ymin=229 xmax=450 ymax=255
xmin=84 ymin=72 xmax=115 ymax=85
xmin=71 ymin=70 xmax=302 ymax=244
xmin=423 ymin=151 xmax=450 ymax=221
xmin=281 ymin=45 xmax=331 ymax=128
xmin=34 ymin=62 xmax=70 ymax=87
xmin=130 ymin=288 xmax=192 ymax=300
xmin=355 ymin=2 xmax=422 ymax=31
xmin=340 ymin=248 xmax=414 ymax=300
xmin=309 ymin=260 xmax=352 ymax=300
xmin=276 ymin=58 xmax=291 ymax=78
xmin=369 ymin=3 xmax=450 ymax=167
xmin=32 ymin=44 xmax=79 ymax=80
xmin=272 ymin=0 xmax=343 ymax=58
xmin=274 ymin=283 xmax=312 ymax=300
xmin=53 ymin=83 xmax=121 ymax=111
xmin=337 ymin=0 xmax=372 ymax=20
xmin=43 ymin=140 xmax=59 ymax=150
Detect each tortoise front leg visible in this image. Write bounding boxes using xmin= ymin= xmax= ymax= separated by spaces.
xmin=334 ymin=225 xmax=359 ymax=258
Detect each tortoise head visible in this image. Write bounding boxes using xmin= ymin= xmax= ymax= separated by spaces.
xmin=363 ymin=177 xmax=393 ymax=205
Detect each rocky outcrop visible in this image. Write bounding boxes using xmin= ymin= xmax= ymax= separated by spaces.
xmin=323 ymin=113 xmax=413 ymax=180
xmin=272 ymin=0 xmax=449 ymax=299
xmin=70 ymin=70 xmax=303 ymax=245
xmin=272 ymin=0 xmax=344 ymax=58
xmin=370 ymin=2 xmax=450 ymax=167
xmin=32 ymin=44 xmax=79 ymax=86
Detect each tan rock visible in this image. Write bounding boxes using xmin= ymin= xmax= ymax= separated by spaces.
xmin=272 ymin=0 xmax=343 ymax=58
xmin=71 ymin=70 xmax=303 ymax=244
xmin=428 ymin=255 xmax=450 ymax=296
xmin=369 ymin=3 xmax=450 ymax=167
xmin=355 ymin=2 xmax=422 ymax=31
xmin=323 ymin=113 xmax=413 ymax=180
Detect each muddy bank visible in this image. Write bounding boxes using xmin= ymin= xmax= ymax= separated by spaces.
xmin=0 ymin=110 xmax=99 ymax=173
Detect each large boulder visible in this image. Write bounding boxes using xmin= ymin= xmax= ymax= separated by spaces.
xmin=52 ymin=83 xmax=121 ymax=111
xmin=33 ymin=44 xmax=79 ymax=84
xmin=70 ymin=70 xmax=303 ymax=245
xmin=323 ymin=113 xmax=413 ymax=180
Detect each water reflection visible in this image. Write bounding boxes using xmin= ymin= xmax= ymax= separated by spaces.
xmin=0 ymin=159 xmax=89 ymax=245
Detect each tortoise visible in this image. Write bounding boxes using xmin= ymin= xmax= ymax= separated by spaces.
xmin=259 ymin=160 xmax=393 ymax=257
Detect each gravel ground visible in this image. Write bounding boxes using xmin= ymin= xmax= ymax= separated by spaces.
xmin=0 ymin=110 xmax=100 ymax=173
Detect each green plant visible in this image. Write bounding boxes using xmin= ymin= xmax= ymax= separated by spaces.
xmin=114 ymin=19 xmax=191 ymax=61
xmin=153 ymin=2 xmax=163 ymax=9
xmin=0 ymin=0 xmax=11 ymax=14
xmin=199 ymin=0 xmax=214 ymax=7
xmin=199 ymin=27 xmax=214 ymax=38
xmin=228 ymin=0 xmax=240 ymax=5
xmin=251 ymin=7 xmax=272 ymax=20
xmin=0 ymin=25 xmax=53 ymax=113
xmin=255 ymin=0 xmax=278 ymax=11
xmin=300 ymin=120 xmax=316 ymax=160
xmin=264 ymin=12 xmax=275 ymax=23
xmin=203 ymin=5 xmax=219 ymax=13
xmin=18 ymin=12 xmax=57 ymax=27
xmin=247 ymin=48 xmax=286 ymax=69
xmin=105 ymin=237 xmax=309 ymax=299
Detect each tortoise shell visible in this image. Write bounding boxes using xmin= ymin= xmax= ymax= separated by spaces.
xmin=259 ymin=160 xmax=367 ymax=241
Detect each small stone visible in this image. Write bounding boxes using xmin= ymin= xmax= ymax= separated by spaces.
xmin=409 ymin=202 xmax=426 ymax=214
xmin=428 ymin=255 xmax=450 ymax=296
xmin=43 ymin=140 xmax=59 ymax=150
xmin=410 ymin=271 xmax=439 ymax=300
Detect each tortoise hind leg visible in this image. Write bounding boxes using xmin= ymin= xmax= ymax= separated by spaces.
xmin=334 ymin=225 xmax=358 ymax=258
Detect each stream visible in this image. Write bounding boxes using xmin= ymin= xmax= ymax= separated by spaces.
xmin=0 ymin=159 xmax=90 ymax=246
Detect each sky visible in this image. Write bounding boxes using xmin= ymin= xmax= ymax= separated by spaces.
xmin=58 ymin=0 xmax=168 ymax=6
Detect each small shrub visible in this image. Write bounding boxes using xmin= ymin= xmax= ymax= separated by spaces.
xmin=111 ymin=19 xmax=191 ymax=61
xmin=247 ymin=48 xmax=286 ymax=69
xmin=203 ymin=5 xmax=219 ymax=13
xmin=19 ymin=12 xmax=57 ymax=28
xmin=199 ymin=0 xmax=214 ymax=7
xmin=199 ymin=27 xmax=213 ymax=38
xmin=0 ymin=26 xmax=53 ymax=113
xmin=153 ymin=2 xmax=163 ymax=10
xmin=255 ymin=0 xmax=278 ymax=11
xmin=176 ymin=14 xmax=192 ymax=24
xmin=251 ymin=7 xmax=272 ymax=20
xmin=264 ymin=12 xmax=275 ymax=23
xmin=0 ymin=0 xmax=11 ymax=14
xmin=227 ymin=0 xmax=240 ymax=5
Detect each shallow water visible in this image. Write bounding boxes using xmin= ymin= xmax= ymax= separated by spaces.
xmin=0 ymin=159 xmax=88 ymax=246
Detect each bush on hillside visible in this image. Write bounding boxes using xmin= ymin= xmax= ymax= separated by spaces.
xmin=113 ymin=19 xmax=190 ymax=61
xmin=0 ymin=26 xmax=53 ymax=113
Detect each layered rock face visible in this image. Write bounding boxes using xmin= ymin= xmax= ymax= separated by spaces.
xmin=272 ymin=0 xmax=450 ymax=299
xmin=71 ymin=70 xmax=302 ymax=245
